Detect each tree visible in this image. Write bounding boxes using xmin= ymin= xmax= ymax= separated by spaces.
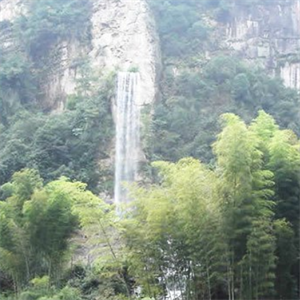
xmin=0 ymin=170 xmax=79 ymax=290
xmin=123 ymin=158 xmax=226 ymax=300
xmin=241 ymin=218 xmax=276 ymax=300
xmin=213 ymin=113 xmax=276 ymax=300
xmin=273 ymin=219 xmax=297 ymax=300
xmin=268 ymin=129 xmax=300 ymax=296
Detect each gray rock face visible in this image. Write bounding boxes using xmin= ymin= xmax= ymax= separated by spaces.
xmin=90 ymin=0 xmax=161 ymax=107
xmin=0 ymin=0 xmax=22 ymax=53
xmin=0 ymin=0 xmax=160 ymax=111
xmin=50 ymin=0 xmax=161 ymax=111
xmin=224 ymin=0 xmax=300 ymax=89
xmin=2 ymin=0 xmax=300 ymax=102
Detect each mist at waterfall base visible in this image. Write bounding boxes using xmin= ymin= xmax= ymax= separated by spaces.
xmin=114 ymin=72 xmax=141 ymax=208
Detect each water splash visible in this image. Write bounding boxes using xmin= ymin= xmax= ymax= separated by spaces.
xmin=114 ymin=72 xmax=141 ymax=207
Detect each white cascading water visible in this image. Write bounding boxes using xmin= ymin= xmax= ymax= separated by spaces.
xmin=114 ymin=73 xmax=182 ymax=299
xmin=114 ymin=72 xmax=141 ymax=207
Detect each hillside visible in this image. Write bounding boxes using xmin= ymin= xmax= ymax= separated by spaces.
xmin=0 ymin=0 xmax=300 ymax=299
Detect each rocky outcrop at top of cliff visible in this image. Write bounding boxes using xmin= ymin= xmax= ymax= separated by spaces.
xmin=223 ymin=0 xmax=300 ymax=89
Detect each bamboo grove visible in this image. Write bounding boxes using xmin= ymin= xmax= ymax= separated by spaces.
xmin=123 ymin=111 xmax=300 ymax=300
xmin=0 ymin=111 xmax=299 ymax=300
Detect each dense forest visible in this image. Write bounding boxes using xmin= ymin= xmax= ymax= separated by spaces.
xmin=0 ymin=0 xmax=300 ymax=299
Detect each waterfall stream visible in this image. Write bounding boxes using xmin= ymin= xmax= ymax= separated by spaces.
xmin=114 ymin=73 xmax=183 ymax=300
xmin=114 ymin=72 xmax=141 ymax=207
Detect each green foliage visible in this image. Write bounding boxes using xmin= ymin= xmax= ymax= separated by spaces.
xmin=148 ymin=0 xmax=300 ymax=169
xmin=61 ymin=265 xmax=129 ymax=300
xmin=266 ymin=129 xmax=300 ymax=296
xmin=0 ymin=52 xmax=36 ymax=124
xmin=0 ymin=0 xmax=92 ymax=125
xmin=241 ymin=219 xmax=276 ymax=299
xmin=212 ymin=113 xmax=277 ymax=299
xmin=1 ymin=112 xmax=300 ymax=300
xmin=147 ymin=0 xmax=210 ymax=58
xmin=0 ymin=0 xmax=300 ymax=299
xmin=273 ymin=219 xmax=297 ymax=300
xmin=0 ymin=52 xmax=33 ymax=92
xmin=0 ymin=1 xmax=99 ymax=197
xmin=0 ymin=171 xmax=118 ymax=299
xmin=17 ymin=276 xmax=82 ymax=300
xmin=0 ymin=170 xmax=79 ymax=289
xmin=149 ymin=56 xmax=300 ymax=163
xmin=0 ymin=73 xmax=114 ymax=192
xmin=123 ymin=158 xmax=226 ymax=299
xmin=16 ymin=0 xmax=91 ymax=57
xmin=122 ymin=112 xmax=300 ymax=300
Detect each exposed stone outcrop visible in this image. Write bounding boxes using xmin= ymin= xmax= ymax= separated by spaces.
xmin=90 ymin=0 xmax=160 ymax=107
xmin=280 ymin=61 xmax=300 ymax=89
xmin=43 ymin=0 xmax=161 ymax=112
xmin=40 ymin=41 xmax=84 ymax=113
xmin=0 ymin=0 xmax=160 ymax=112
xmin=0 ymin=0 xmax=22 ymax=53
xmin=224 ymin=0 xmax=300 ymax=89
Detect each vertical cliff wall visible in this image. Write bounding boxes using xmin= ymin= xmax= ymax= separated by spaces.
xmin=0 ymin=0 xmax=160 ymax=111
xmin=90 ymin=0 xmax=160 ymax=107
xmin=223 ymin=0 xmax=300 ymax=89
xmin=48 ymin=0 xmax=161 ymax=111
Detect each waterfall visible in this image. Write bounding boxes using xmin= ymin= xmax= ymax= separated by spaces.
xmin=114 ymin=72 xmax=141 ymax=206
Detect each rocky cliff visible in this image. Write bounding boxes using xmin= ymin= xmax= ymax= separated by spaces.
xmin=90 ymin=0 xmax=160 ymax=107
xmin=0 ymin=0 xmax=160 ymax=111
xmin=223 ymin=0 xmax=300 ymax=89
xmin=2 ymin=0 xmax=300 ymax=109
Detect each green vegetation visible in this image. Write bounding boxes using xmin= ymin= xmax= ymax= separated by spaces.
xmin=0 ymin=170 xmax=77 ymax=290
xmin=147 ymin=0 xmax=300 ymax=164
xmin=0 ymin=0 xmax=92 ymax=122
xmin=0 ymin=0 xmax=114 ymax=192
xmin=0 ymin=169 xmax=120 ymax=299
xmin=147 ymin=0 xmax=209 ymax=58
xmin=124 ymin=112 xmax=300 ymax=300
xmin=0 ymin=71 xmax=114 ymax=192
xmin=16 ymin=0 xmax=91 ymax=57
xmin=1 ymin=112 xmax=299 ymax=300
xmin=1 ymin=0 xmax=300 ymax=299
xmin=149 ymin=56 xmax=300 ymax=162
